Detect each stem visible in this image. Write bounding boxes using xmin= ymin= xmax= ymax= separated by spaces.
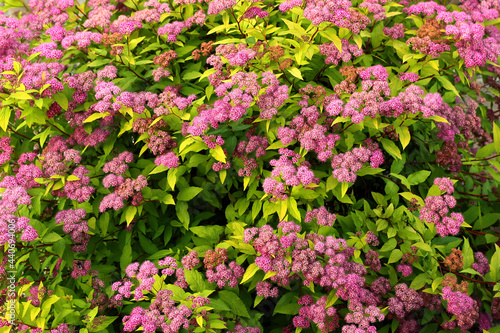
xmin=230 ymin=9 xmax=246 ymax=39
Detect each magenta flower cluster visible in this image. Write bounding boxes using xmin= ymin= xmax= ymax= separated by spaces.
xmin=419 ymin=178 xmax=465 ymax=236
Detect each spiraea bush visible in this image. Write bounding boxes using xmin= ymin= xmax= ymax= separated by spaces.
xmin=0 ymin=0 xmax=500 ymax=332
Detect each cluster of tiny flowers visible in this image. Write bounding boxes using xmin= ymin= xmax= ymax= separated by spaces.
xmin=207 ymin=0 xmax=236 ymax=15
xmin=256 ymin=281 xmax=279 ymax=298
xmin=71 ymin=260 xmax=91 ymax=278
xmin=326 ymin=65 xmax=390 ymax=123
xmin=388 ymin=283 xmax=423 ymax=318
xmin=206 ymin=261 xmax=244 ymax=288
xmin=243 ymin=7 xmax=269 ymax=19
xmin=305 ymin=206 xmax=337 ymax=227
xmin=293 ymin=296 xmax=339 ymax=332
xmin=188 ymin=71 xmax=262 ymax=136
xmin=472 ymin=252 xmax=490 ymax=275
xmin=257 ymin=71 xmax=289 ymax=119
xmin=125 ymin=260 xmax=159 ymax=300
xmin=0 ymin=137 xmax=14 ymax=165
xmin=263 ymin=149 xmax=319 ymax=200
xmin=383 ymin=23 xmax=405 ymax=39
xmin=330 ymin=145 xmax=384 ymax=183
xmin=399 ymin=72 xmax=419 ymax=82
xmin=319 ymin=39 xmax=364 ymax=65
xmin=155 ymin=151 xmax=180 ymax=169
xmin=442 ymin=286 xmax=479 ymax=332
xmin=55 ymin=209 xmax=90 ymax=252
xmin=359 ymin=0 xmax=387 ymax=21
xmin=63 ymin=166 xmax=95 ymax=203
xmin=182 ymin=250 xmax=200 ymax=270
xmin=122 ymin=292 xmax=193 ymax=333
xmin=343 ymin=301 xmax=385 ymax=333
xmin=419 ymin=178 xmax=465 ymax=236
xmin=232 ymin=133 xmax=268 ymax=177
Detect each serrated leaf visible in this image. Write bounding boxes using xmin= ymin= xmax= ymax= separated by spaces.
xmin=240 ymin=263 xmax=259 ymax=284
xmin=287 ymin=67 xmax=303 ymax=80
xmin=84 ymin=112 xmax=110 ymax=123
xmin=211 ymin=145 xmax=226 ymax=163
xmin=380 ymin=138 xmax=402 ymax=159
xmin=177 ymin=187 xmax=203 ymax=201
xmin=407 ymin=170 xmax=431 ymax=185
xmin=494 ymin=122 xmax=500 ymax=154
xmin=218 ymin=291 xmax=250 ymax=318
xmin=435 ymin=75 xmax=459 ymax=96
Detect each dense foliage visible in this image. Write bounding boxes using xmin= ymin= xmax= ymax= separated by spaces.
xmin=0 ymin=0 xmax=500 ymax=332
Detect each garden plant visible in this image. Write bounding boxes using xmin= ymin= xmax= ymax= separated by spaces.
xmin=0 ymin=0 xmax=500 ymax=332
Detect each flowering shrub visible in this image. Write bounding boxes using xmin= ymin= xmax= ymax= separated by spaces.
xmin=0 ymin=0 xmax=500 ymax=332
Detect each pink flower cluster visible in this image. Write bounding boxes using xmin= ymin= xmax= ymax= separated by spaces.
xmin=419 ymin=178 xmax=465 ymax=236
xmin=243 ymin=7 xmax=269 ymax=19
xmin=256 ymin=71 xmax=289 ymax=119
xmin=472 ymin=252 xmax=490 ymax=275
xmin=256 ymin=281 xmax=278 ymax=298
xmin=125 ymin=260 xmax=159 ymax=300
xmin=263 ymin=148 xmax=319 ymax=200
xmin=305 ymin=206 xmax=337 ymax=227
xmin=388 ymin=283 xmax=423 ymax=318
xmin=383 ymin=23 xmax=405 ymax=39
xmin=442 ymin=286 xmax=479 ymax=332
xmin=293 ymin=295 xmax=339 ymax=332
xmin=154 ymin=151 xmax=180 ymax=169
xmin=403 ymin=1 xmax=446 ymax=16
xmin=330 ymin=145 xmax=384 ymax=183
xmin=63 ymin=166 xmax=95 ymax=203
xmin=319 ymin=39 xmax=363 ymax=65
xmin=55 ymin=209 xmax=90 ymax=252
xmin=359 ymin=0 xmax=386 ymax=21
xmin=232 ymin=133 xmax=268 ymax=177
xmin=71 ymin=260 xmax=91 ymax=278
xmin=206 ymin=261 xmax=244 ymax=288
xmin=325 ymin=65 xmax=390 ymax=123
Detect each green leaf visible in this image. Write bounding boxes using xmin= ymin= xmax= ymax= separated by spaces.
xmin=407 ymin=170 xmax=431 ymax=185
xmin=380 ymin=138 xmax=402 ymax=159
xmin=139 ymin=233 xmax=158 ymax=254
xmin=124 ymin=206 xmax=137 ymax=225
xmin=43 ymin=232 xmax=62 ymax=243
xmin=388 ymin=249 xmax=402 ymax=264
xmin=53 ymin=93 xmax=68 ymax=111
xmin=462 ymin=237 xmax=474 ymax=270
xmin=494 ymin=122 xmax=500 ymax=154
xmin=371 ymin=22 xmax=384 ymax=47
xmin=380 ymin=238 xmax=397 ymax=252
xmin=288 ymin=67 xmax=303 ymax=80
xmin=176 ymin=201 xmax=190 ymax=229
xmin=397 ymin=126 xmax=411 ymax=150
xmin=240 ymin=263 xmax=259 ymax=284
xmin=490 ymin=244 xmax=500 ymax=282
xmin=12 ymin=92 xmax=32 ymax=100
xmin=211 ymin=145 xmax=226 ymax=163
xmin=435 ymin=75 xmax=460 ymax=96
xmin=414 ymin=242 xmax=432 ymax=252
xmin=218 ymin=290 xmax=250 ymax=318
xmin=29 ymin=250 xmax=41 ymax=272
xmin=273 ymin=292 xmax=300 ymax=315
xmin=474 ymin=213 xmax=500 ymax=230
xmin=184 ymin=269 xmax=210 ymax=292
xmin=177 ymin=187 xmax=203 ymax=201
xmin=83 ymin=112 xmax=110 ymax=123
xmin=409 ymin=273 xmax=429 ymax=290
xmin=120 ymin=239 xmax=132 ymax=274
xmin=0 ymin=107 xmax=11 ymax=131
xmin=399 ymin=192 xmax=424 ymax=207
